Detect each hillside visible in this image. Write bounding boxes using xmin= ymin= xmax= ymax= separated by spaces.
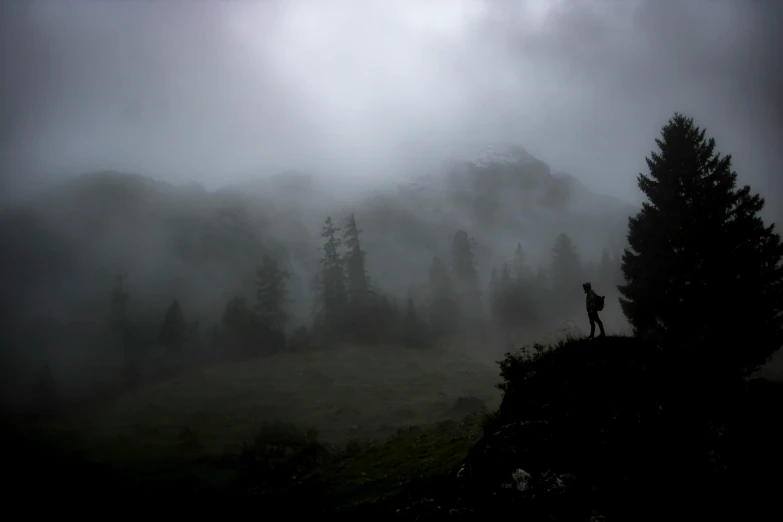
xmin=40 ymin=343 xmax=501 ymax=450
xmin=6 ymin=343 xmax=501 ymax=508
xmin=397 ymin=336 xmax=783 ymax=520
xmin=5 ymin=147 xmax=636 ymax=299
xmin=0 ymin=145 xmax=638 ymax=405
xmin=8 ymin=336 xmax=781 ymax=517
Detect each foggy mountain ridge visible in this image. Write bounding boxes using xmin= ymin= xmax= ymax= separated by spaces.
xmin=1 ymin=144 xmax=635 ymax=330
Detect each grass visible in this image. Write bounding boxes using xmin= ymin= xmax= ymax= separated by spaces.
xmin=305 ymin=415 xmax=486 ymax=512
xmin=11 ymin=342 xmax=501 ymax=507
xmin=11 ymin=335 xmax=780 ymax=516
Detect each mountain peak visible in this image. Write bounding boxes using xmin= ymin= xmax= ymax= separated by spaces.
xmin=467 ymin=142 xmax=538 ymax=167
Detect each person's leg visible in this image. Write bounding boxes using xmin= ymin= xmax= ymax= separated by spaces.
xmin=595 ymin=313 xmax=605 ymax=337
xmin=588 ymin=312 xmax=596 ymax=338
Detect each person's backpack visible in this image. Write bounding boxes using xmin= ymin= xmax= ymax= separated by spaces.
xmin=597 ymin=295 xmax=605 ymax=311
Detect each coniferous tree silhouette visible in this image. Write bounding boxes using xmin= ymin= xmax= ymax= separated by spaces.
xmin=551 ymin=234 xmax=582 ymax=287
xmin=343 ymin=213 xmax=371 ymax=307
xmin=428 ymin=256 xmax=461 ymax=337
xmin=312 ymin=216 xmax=348 ymax=332
xmin=512 ymin=241 xmax=527 ymax=281
xmin=159 ymin=299 xmax=187 ymax=351
xmin=488 ymin=267 xmax=499 ymax=318
xmin=255 ymin=255 xmax=290 ymax=352
xmin=619 ymin=112 xmax=783 ymax=376
xmin=451 ymin=230 xmax=482 ymax=320
xmin=256 ymin=256 xmax=290 ymax=333
xmin=403 ymin=297 xmax=427 ymax=348
xmin=343 ymin=213 xmax=374 ymax=340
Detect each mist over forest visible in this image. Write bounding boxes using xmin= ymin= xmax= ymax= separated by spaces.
xmin=1 ymin=0 xmax=782 ymax=516
xmin=0 ymin=143 xmax=636 ymax=406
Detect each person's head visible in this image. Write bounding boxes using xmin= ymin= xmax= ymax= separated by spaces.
xmin=582 ymin=282 xmax=591 ymax=293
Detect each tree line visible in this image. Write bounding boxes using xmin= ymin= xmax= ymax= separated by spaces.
xmin=33 ymin=111 xmax=783 ymax=405
xmin=111 ymin=216 xmax=623 ymax=381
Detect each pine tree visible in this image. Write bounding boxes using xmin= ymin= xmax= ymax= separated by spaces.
xmin=551 ymin=233 xmax=583 ymax=295
xmin=491 ymin=263 xmax=512 ymax=327
xmin=535 ymin=267 xmax=550 ymax=290
xmin=598 ymin=249 xmax=612 ymax=282
xmin=256 ymin=255 xmax=290 ymax=333
xmin=619 ymin=112 xmax=783 ymax=375
xmin=342 ymin=213 xmax=377 ymax=340
xmin=598 ymin=249 xmax=619 ymax=292
xmin=312 ymin=216 xmax=348 ymax=330
xmin=451 ymin=230 xmax=482 ymax=317
xmin=494 ymin=261 xmax=532 ymax=332
xmin=222 ymin=296 xmax=261 ymax=357
xmin=403 ymin=297 xmax=427 ymax=348
xmin=343 ymin=213 xmax=371 ymax=306
xmin=428 ymin=256 xmax=461 ymax=336
xmin=158 ymin=299 xmax=187 ymax=351
xmin=500 ymin=262 xmax=512 ymax=287
xmin=512 ymin=242 xmax=527 ymax=281
xmin=488 ymin=267 xmax=499 ymax=315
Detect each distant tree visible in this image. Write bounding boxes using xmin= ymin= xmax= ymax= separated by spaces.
xmin=490 ymin=263 xmax=510 ymax=326
xmin=288 ymin=325 xmax=313 ymax=352
xmin=619 ymin=112 xmax=783 ymax=376
xmin=451 ymin=230 xmax=482 ymax=318
xmin=512 ymin=242 xmax=527 ymax=281
xmin=493 ymin=261 xmax=535 ymax=332
xmin=373 ymin=292 xmax=402 ymax=342
xmin=342 ymin=213 xmax=377 ymax=341
xmin=500 ymin=261 xmax=512 ymax=287
xmin=256 ymin=255 xmax=290 ymax=332
xmin=428 ymin=256 xmax=461 ymax=337
xmin=488 ymin=267 xmax=499 ymax=314
xmin=403 ymin=297 xmax=428 ymax=348
xmin=598 ymin=249 xmax=621 ymax=293
xmin=598 ymin=249 xmax=612 ymax=284
xmin=222 ymin=296 xmax=262 ymax=357
xmin=312 ymin=216 xmax=348 ymax=331
xmin=158 ymin=299 xmax=187 ymax=351
xmin=535 ymin=267 xmax=550 ymax=290
xmin=550 ymin=233 xmax=583 ymax=296
xmin=255 ymin=255 xmax=290 ymax=353
xmin=584 ymin=259 xmax=596 ymax=283
xmin=343 ymin=213 xmax=371 ymax=306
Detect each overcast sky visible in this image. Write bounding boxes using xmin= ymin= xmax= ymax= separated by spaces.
xmin=1 ymin=0 xmax=781 ymax=218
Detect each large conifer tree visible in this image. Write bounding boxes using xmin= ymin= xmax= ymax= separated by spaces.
xmin=343 ymin=213 xmax=371 ymax=306
xmin=342 ymin=213 xmax=376 ymax=341
xmin=256 ymin=255 xmax=290 ymax=332
xmin=312 ymin=216 xmax=347 ymax=330
xmin=619 ymin=112 xmax=783 ymax=375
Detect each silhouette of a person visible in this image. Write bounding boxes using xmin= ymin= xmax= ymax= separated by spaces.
xmin=583 ymin=282 xmax=605 ymax=339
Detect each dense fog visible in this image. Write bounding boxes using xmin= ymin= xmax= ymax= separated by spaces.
xmin=1 ymin=0 xmax=781 ymax=407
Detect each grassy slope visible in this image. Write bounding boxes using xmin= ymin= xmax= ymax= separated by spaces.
xmin=7 ymin=343 xmax=500 ymax=508
xmin=9 ymin=336 xmax=781 ymax=515
xmin=64 ymin=343 xmax=499 ymax=449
